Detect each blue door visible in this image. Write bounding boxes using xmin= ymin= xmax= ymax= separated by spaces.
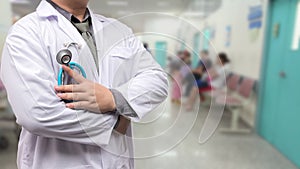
xmin=192 ymin=32 xmax=200 ymax=68
xmin=155 ymin=41 xmax=167 ymax=68
xmin=258 ymin=0 xmax=300 ymax=167
xmin=202 ymin=29 xmax=211 ymax=50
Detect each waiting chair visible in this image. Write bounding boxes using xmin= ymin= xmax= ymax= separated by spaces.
xmin=201 ymin=73 xmax=240 ymax=106
xmin=215 ymin=77 xmax=255 ymax=133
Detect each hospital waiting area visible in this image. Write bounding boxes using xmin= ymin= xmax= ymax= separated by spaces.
xmin=0 ymin=0 xmax=300 ymax=169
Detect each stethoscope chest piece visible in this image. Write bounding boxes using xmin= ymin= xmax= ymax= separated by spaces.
xmin=56 ymin=49 xmax=72 ymax=65
xmin=56 ymin=43 xmax=87 ymax=86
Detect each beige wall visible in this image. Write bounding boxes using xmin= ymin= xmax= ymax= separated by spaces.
xmin=196 ymin=0 xmax=268 ymax=126
xmin=139 ymin=14 xmax=187 ymax=57
xmin=136 ymin=14 xmax=206 ymax=59
xmin=198 ymin=0 xmax=268 ymax=126
xmin=0 ymin=1 xmax=12 ymax=56
xmin=199 ymin=0 xmax=268 ymax=79
xmin=137 ymin=0 xmax=268 ymax=80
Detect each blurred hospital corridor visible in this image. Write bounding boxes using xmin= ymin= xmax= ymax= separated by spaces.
xmin=1 ymin=0 xmax=300 ymax=168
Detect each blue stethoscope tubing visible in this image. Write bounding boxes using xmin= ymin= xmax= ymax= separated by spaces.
xmin=57 ymin=62 xmax=87 ymax=86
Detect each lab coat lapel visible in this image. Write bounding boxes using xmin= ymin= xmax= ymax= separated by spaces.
xmin=90 ymin=11 xmax=104 ymax=82
xmin=56 ymin=15 xmax=99 ymax=82
xmin=36 ymin=1 xmax=85 ymax=45
xmin=36 ymin=0 xmax=99 ymax=82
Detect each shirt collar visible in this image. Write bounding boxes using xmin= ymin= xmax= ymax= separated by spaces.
xmin=46 ymin=0 xmax=90 ymax=22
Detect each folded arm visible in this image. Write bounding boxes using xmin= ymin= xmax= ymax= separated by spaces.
xmin=1 ymin=24 xmax=117 ymax=146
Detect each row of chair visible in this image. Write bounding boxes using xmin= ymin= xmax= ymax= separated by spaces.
xmin=203 ymin=73 xmax=256 ymax=133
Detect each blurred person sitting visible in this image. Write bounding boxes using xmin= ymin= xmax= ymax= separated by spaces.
xmin=186 ymin=52 xmax=230 ymax=110
xmin=179 ymin=50 xmax=192 ymax=78
xmin=170 ymin=51 xmax=186 ymax=104
xmin=179 ymin=50 xmax=195 ymax=97
xmin=192 ymin=50 xmax=213 ymax=79
xmin=184 ymin=50 xmax=213 ymax=96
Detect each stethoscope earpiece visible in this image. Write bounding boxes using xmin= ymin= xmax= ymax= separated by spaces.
xmin=56 ymin=49 xmax=72 ymax=65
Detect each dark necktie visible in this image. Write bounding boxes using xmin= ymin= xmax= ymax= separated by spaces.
xmin=72 ymin=19 xmax=99 ymax=72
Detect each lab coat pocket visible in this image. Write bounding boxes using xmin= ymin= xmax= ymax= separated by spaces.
xmin=107 ymin=47 xmax=135 ymax=87
xmin=101 ymin=132 xmax=132 ymax=169
xmin=109 ymin=47 xmax=133 ymax=60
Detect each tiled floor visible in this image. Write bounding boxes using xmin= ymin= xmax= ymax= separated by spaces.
xmin=133 ymin=99 xmax=299 ymax=169
xmin=0 ymin=100 xmax=298 ymax=169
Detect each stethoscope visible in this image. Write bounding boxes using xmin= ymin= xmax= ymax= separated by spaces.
xmin=56 ymin=42 xmax=87 ymax=86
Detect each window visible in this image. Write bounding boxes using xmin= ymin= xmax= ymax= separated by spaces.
xmin=291 ymin=1 xmax=300 ymax=50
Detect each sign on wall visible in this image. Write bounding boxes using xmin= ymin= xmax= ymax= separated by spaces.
xmin=248 ymin=5 xmax=263 ymax=42
xmin=225 ymin=25 xmax=231 ymax=47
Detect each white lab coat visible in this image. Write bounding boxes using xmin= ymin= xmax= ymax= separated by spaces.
xmin=0 ymin=1 xmax=168 ymax=169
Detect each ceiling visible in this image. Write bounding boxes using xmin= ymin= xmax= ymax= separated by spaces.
xmin=11 ymin=0 xmax=222 ymax=19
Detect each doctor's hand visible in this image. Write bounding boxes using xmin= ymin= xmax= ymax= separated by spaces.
xmin=55 ymin=65 xmax=116 ymax=113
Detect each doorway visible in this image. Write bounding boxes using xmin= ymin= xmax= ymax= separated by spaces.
xmin=258 ymin=0 xmax=300 ymax=167
xmin=155 ymin=41 xmax=167 ymax=68
xmin=192 ymin=32 xmax=201 ymax=68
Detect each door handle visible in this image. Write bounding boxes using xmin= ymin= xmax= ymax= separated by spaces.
xmin=279 ymin=71 xmax=286 ymax=78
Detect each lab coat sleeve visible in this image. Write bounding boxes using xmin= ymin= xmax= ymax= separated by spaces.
xmin=0 ymin=23 xmax=117 ymax=146
xmin=110 ymin=89 xmax=138 ymax=118
xmin=114 ymin=33 xmax=169 ymax=122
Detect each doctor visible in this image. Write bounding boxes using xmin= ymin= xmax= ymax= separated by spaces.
xmin=1 ymin=0 xmax=168 ymax=168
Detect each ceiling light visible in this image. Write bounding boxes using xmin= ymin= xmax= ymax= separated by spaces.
xmin=117 ymin=10 xmax=133 ymax=15
xmin=107 ymin=1 xmax=128 ymax=6
xmin=183 ymin=12 xmax=205 ymax=17
xmin=157 ymin=1 xmax=169 ymax=7
xmin=194 ymin=0 xmax=216 ymax=6
xmin=10 ymin=0 xmax=30 ymax=4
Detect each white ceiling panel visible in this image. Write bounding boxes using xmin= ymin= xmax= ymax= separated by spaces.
xmin=11 ymin=0 xmax=222 ymax=19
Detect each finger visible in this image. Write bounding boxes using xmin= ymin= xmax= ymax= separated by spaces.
xmin=57 ymin=92 xmax=88 ymax=101
xmin=66 ymin=101 xmax=90 ymax=110
xmin=62 ymin=65 xmax=85 ymax=83
xmin=55 ymin=85 xmax=78 ymax=92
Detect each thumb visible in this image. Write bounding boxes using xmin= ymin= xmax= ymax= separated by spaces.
xmin=62 ymin=65 xmax=85 ymax=83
